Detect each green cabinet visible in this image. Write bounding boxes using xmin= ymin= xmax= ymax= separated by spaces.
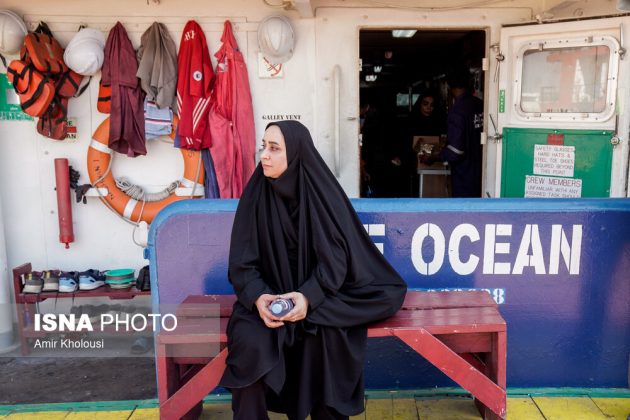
xmin=501 ymin=127 xmax=613 ymax=198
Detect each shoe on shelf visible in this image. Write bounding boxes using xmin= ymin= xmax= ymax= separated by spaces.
xmin=80 ymin=304 xmax=101 ymax=323
xmin=130 ymin=336 xmax=152 ymax=355
xmin=78 ymin=270 xmax=105 ymax=291
xmin=59 ymin=272 xmax=78 ymax=293
xmin=70 ymin=305 xmax=83 ymax=317
xmin=42 ymin=270 xmax=60 ymax=292
xmin=23 ymin=272 xmax=43 ymax=294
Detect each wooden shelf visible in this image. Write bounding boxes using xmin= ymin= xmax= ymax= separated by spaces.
xmin=19 ymin=287 xmax=150 ymax=303
xmin=12 ymin=262 xmax=151 ymax=355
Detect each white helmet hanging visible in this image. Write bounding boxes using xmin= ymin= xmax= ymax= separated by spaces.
xmin=64 ymin=27 xmax=105 ymax=76
xmin=257 ymin=15 xmax=295 ymax=64
xmin=0 ymin=10 xmax=27 ymax=55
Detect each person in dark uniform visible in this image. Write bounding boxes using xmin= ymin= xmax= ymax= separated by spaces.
xmin=220 ymin=120 xmax=407 ymax=420
xmin=439 ymin=69 xmax=484 ymax=197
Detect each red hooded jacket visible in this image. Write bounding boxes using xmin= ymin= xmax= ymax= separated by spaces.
xmin=208 ymin=20 xmax=256 ymax=198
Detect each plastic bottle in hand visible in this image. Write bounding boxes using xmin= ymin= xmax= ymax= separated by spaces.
xmin=269 ymin=298 xmax=294 ymax=317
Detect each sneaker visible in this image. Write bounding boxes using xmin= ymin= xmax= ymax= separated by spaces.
xmin=42 ymin=270 xmax=60 ymax=292
xmin=23 ymin=272 xmax=43 ymax=293
xmin=59 ymin=272 xmax=78 ymax=293
xmin=78 ymin=270 xmax=105 ymax=291
xmin=79 ymin=304 xmax=102 ymax=323
xmin=70 ymin=305 xmax=83 ymax=317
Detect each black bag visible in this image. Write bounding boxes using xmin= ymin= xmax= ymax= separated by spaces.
xmin=136 ymin=265 xmax=151 ymax=291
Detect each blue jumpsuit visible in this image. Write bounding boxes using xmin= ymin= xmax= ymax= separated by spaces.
xmin=440 ymin=92 xmax=484 ymax=197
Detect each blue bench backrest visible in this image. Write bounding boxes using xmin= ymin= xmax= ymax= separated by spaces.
xmin=148 ymin=198 xmax=630 ymax=388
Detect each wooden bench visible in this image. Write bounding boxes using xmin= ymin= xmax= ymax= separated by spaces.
xmin=156 ymin=290 xmax=506 ymax=420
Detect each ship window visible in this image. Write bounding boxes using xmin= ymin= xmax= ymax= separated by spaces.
xmin=515 ymin=36 xmax=619 ymax=121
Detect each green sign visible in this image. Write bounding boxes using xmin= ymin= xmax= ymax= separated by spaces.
xmin=0 ymin=73 xmax=33 ymax=121
xmin=501 ymin=128 xmax=613 ymax=198
xmin=499 ymin=89 xmax=505 ymax=113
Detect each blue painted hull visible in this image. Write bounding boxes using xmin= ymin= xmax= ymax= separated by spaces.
xmin=148 ymin=198 xmax=630 ymax=388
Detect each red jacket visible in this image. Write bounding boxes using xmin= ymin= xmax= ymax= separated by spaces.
xmin=176 ymin=20 xmax=214 ymax=150
xmin=208 ymin=20 xmax=256 ymax=198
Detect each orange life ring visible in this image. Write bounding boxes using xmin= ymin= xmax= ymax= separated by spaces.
xmin=87 ymin=115 xmax=204 ymax=224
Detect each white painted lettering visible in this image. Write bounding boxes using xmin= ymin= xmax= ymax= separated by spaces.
xmin=512 ymin=224 xmax=546 ymax=274
xmin=448 ymin=224 xmax=480 ymax=275
xmin=412 ymin=222 xmax=582 ymax=276
xmin=549 ymin=225 xmax=582 ymax=274
xmin=411 ymin=223 xmax=445 ymax=275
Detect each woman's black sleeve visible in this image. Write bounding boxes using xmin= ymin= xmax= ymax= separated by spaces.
xmin=228 ymin=216 xmax=274 ymax=311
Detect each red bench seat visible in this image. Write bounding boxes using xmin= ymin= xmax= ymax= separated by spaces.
xmin=157 ymin=290 xmax=506 ymax=420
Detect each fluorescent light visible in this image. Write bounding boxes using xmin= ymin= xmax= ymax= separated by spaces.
xmin=392 ymin=29 xmax=417 ymax=38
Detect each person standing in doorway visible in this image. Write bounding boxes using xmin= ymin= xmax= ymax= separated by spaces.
xmin=439 ymin=68 xmax=484 ymax=197
xmin=409 ymin=91 xmax=446 ymax=137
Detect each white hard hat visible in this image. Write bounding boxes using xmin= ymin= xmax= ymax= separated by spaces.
xmin=257 ymin=15 xmax=295 ymax=64
xmin=0 ymin=10 xmax=27 ymax=55
xmin=64 ymin=27 xmax=105 ymax=76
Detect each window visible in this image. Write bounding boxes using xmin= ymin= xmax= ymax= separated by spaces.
xmin=396 ymin=93 xmax=420 ymax=107
xmin=515 ymin=36 xmax=619 ymax=121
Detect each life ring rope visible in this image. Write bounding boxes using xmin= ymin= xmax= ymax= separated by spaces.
xmin=87 ymin=116 xmax=204 ymax=225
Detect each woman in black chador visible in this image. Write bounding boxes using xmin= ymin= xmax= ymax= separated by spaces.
xmin=219 ymin=120 xmax=407 ymax=420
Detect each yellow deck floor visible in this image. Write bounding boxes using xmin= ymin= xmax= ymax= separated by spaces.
xmin=1 ymin=395 xmax=629 ymax=420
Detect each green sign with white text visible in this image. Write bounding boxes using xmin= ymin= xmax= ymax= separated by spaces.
xmin=0 ymin=73 xmax=33 ymax=121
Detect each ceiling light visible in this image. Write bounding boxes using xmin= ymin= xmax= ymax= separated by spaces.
xmin=374 ymin=65 xmax=382 ymax=73
xmin=392 ymin=29 xmax=417 ymax=38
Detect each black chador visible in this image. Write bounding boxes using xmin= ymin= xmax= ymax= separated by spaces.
xmin=219 ymin=120 xmax=407 ymax=419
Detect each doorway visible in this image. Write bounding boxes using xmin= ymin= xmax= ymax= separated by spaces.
xmin=359 ymin=29 xmax=486 ymax=198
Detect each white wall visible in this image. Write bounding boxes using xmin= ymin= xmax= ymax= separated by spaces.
xmin=0 ymin=0 xmax=625 ymax=278
xmin=0 ymin=1 xmax=316 ymax=276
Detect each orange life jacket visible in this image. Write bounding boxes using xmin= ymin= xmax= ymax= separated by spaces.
xmin=21 ymin=26 xmax=67 ymax=75
xmin=6 ymin=59 xmax=55 ymax=117
xmin=8 ymin=22 xmax=86 ymax=140
xmin=97 ymin=80 xmax=111 ymax=113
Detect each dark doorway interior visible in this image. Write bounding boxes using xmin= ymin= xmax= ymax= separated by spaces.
xmin=359 ymin=29 xmax=486 ymax=198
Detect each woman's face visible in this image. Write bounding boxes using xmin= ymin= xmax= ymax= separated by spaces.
xmin=420 ymin=96 xmax=435 ymax=117
xmin=260 ymin=125 xmax=288 ymax=179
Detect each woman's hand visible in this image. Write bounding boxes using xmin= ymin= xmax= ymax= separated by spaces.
xmin=255 ymin=294 xmax=284 ymax=328
xmin=277 ymin=292 xmax=309 ymax=323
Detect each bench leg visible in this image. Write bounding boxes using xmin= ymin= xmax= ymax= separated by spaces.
xmin=157 ymin=344 xmax=181 ymax=419
xmin=179 ymin=364 xmax=204 ymax=420
xmin=395 ymin=328 xmax=506 ymax=419
xmin=472 ymin=330 xmax=507 ymax=420
xmin=160 ymin=348 xmax=228 ymax=420
xmin=16 ymin=302 xmax=29 ymax=356
xmin=158 ymin=356 xmax=206 ymax=420
xmin=480 ymin=331 xmax=507 ymax=420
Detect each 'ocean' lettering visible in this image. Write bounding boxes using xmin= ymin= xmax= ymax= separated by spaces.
xmin=410 ymin=223 xmax=582 ymax=275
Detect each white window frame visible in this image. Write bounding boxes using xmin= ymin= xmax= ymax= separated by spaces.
xmin=513 ymin=35 xmax=620 ymax=124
